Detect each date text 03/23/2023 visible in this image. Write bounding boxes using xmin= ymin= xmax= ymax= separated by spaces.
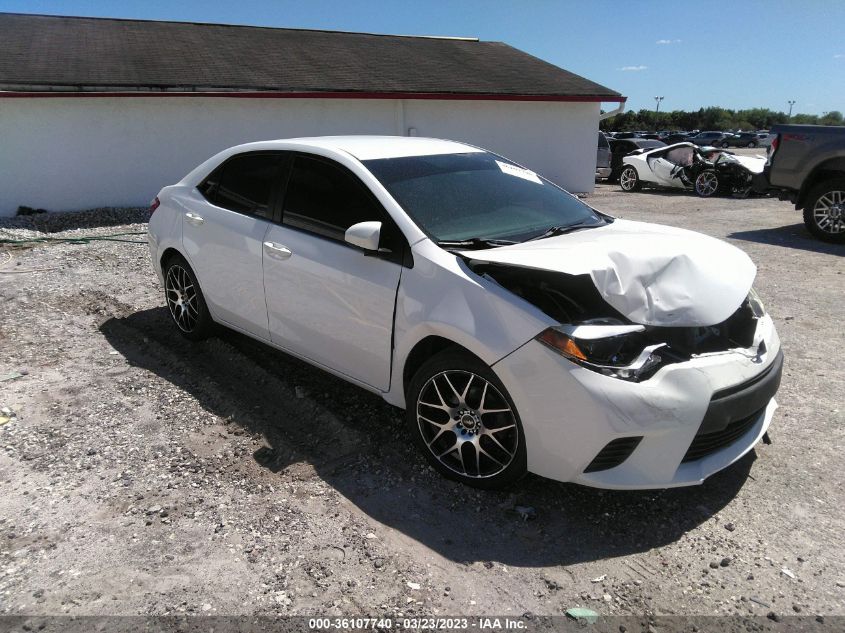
xmin=308 ymin=617 xmax=527 ymax=630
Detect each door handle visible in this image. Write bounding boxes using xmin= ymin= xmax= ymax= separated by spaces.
xmin=185 ymin=212 xmax=204 ymax=226
xmin=263 ymin=241 xmax=292 ymax=260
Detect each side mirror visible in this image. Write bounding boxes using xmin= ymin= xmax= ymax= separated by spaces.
xmin=344 ymin=221 xmax=382 ymax=252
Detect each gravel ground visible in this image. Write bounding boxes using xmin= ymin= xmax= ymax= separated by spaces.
xmin=1 ymin=185 xmax=843 ymax=625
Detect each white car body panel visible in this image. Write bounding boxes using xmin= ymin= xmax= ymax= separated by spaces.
xmin=148 ymin=135 xmax=783 ymax=489
xmin=262 ymin=223 xmax=402 ymax=391
xmin=382 ymin=238 xmax=555 ymax=408
xmin=459 ymin=219 xmax=757 ymax=327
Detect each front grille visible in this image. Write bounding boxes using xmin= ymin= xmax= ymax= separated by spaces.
xmin=584 ymin=436 xmax=643 ymax=473
xmin=681 ymin=408 xmax=763 ymax=463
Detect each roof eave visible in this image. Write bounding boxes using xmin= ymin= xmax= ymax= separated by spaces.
xmin=0 ymin=87 xmax=627 ymax=102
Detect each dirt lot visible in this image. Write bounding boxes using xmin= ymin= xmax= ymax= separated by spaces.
xmin=1 ymin=184 xmax=844 ymax=625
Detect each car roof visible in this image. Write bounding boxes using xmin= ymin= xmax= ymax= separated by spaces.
xmin=615 ymin=138 xmax=665 ymax=147
xmin=226 ymin=136 xmax=485 ymax=161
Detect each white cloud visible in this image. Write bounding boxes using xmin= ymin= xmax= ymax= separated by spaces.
xmin=656 ymin=38 xmax=682 ymax=44
xmin=834 ymin=53 xmax=845 ymax=58
xmin=619 ymin=65 xmax=648 ymax=71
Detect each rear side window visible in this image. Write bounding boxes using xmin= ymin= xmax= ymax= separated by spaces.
xmin=200 ymin=153 xmax=281 ymax=219
xmin=597 ymin=132 xmax=610 ymax=149
xmin=282 ymin=155 xmax=385 ymax=241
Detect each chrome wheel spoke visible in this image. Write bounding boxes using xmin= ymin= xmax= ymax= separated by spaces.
xmin=437 ymin=441 xmax=460 ymax=459
xmin=478 ymin=444 xmax=505 ymax=467
xmin=442 ymin=373 xmax=464 ymax=406
xmin=483 ymin=427 xmax=516 ymax=457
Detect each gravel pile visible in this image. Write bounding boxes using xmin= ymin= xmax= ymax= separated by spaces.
xmin=0 ymin=207 xmax=149 ymax=241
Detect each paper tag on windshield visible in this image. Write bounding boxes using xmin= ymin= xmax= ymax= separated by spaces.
xmin=496 ymin=160 xmax=542 ymax=184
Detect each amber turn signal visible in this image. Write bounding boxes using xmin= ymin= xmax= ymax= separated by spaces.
xmin=536 ymin=328 xmax=587 ymax=361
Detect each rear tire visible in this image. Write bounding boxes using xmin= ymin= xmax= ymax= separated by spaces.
xmin=406 ymin=350 xmax=527 ymax=490
xmin=163 ymin=254 xmax=215 ymax=340
xmin=619 ymin=166 xmax=642 ymax=192
xmin=694 ymin=169 xmax=721 ymax=197
xmin=802 ymin=178 xmax=845 ymax=243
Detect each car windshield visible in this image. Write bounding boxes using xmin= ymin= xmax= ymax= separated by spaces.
xmin=363 ymin=152 xmax=603 ymax=243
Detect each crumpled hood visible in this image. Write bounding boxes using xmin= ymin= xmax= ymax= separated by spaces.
xmin=731 ymin=154 xmax=766 ymax=174
xmin=462 ymin=219 xmax=756 ymax=327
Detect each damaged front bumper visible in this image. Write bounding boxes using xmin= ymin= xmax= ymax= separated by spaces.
xmin=493 ymin=314 xmax=781 ymax=489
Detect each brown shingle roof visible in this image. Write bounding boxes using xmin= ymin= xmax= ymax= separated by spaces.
xmin=0 ymin=13 xmax=622 ymax=100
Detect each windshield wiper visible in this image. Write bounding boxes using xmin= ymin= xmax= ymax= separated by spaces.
xmin=526 ymin=221 xmax=601 ymax=242
xmin=436 ymin=237 xmax=517 ymax=250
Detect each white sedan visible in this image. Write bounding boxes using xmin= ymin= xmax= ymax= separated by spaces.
xmin=148 ymin=136 xmax=782 ymax=490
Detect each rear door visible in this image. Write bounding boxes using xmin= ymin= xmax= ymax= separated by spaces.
xmin=181 ymin=152 xmax=284 ymax=340
xmin=262 ymin=154 xmax=405 ymax=390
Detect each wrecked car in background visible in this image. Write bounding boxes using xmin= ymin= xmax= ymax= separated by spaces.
xmin=620 ymin=142 xmax=767 ymax=197
xmin=148 ymin=136 xmax=782 ymax=490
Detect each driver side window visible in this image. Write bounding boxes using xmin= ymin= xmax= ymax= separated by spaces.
xmin=283 ymin=155 xmax=379 ymax=240
xmin=281 ymin=155 xmax=404 ymax=257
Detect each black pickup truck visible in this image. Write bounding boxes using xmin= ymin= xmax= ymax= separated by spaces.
xmin=754 ymin=124 xmax=845 ymax=243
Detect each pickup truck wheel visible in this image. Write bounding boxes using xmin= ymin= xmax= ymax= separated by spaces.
xmin=747 ymin=142 xmax=757 ymax=148
xmin=694 ymin=169 xmax=720 ymax=197
xmin=619 ymin=166 xmax=641 ymax=192
xmin=803 ymin=178 xmax=845 ymax=243
xmin=406 ymin=350 xmax=527 ymax=489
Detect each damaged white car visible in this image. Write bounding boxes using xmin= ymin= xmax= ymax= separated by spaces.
xmin=620 ymin=142 xmax=767 ymax=197
xmin=148 ymin=136 xmax=782 ymax=490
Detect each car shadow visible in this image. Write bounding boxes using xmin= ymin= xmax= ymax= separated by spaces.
xmin=729 ymin=223 xmax=844 ymax=255
xmin=100 ymin=308 xmax=757 ymax=568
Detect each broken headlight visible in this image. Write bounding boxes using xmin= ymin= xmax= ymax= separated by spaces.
xmin=747 ymin=288 xmax=766 ymax=318
xmin=536 ymin=323 xmax=666 ymax=382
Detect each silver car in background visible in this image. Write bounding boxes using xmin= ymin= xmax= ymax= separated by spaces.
xmin=596 ymin=131 xmax=611 ymax=179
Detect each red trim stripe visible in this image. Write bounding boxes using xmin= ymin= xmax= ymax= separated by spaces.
xmin=0 ymin=90 xmax=626 ymax=103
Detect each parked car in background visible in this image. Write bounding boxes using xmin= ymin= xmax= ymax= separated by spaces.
xmin=754 ymin=124 xmax=845 ymax=242
xmin=662 ymin=132 xmax=692 ymax=144
xmin=689 ymin=131 xmax=731 ymax=146
xmin=607 ymin=138 xmax=666 ymax=181
xmin=613 ymin=132 xmax=641 ymax=140
xmin=596 ymin=131 xmax=611 ymax=179
xmin=720 ymin=132 xmax=763 ymax=148
xmin=756 ymin=133 xmax=773 ymax=148
xmin=148 ymin=135 xmax=782 ymax=490
xmin=619 ymin=142 xmax=766 ymax=197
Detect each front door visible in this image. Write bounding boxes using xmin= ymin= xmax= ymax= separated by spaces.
xmin=262 ymin=154 xmax=404 ymax=391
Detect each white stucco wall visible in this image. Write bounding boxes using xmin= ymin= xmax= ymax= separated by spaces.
xmin=0 ymin=96 xmax=598 ymax=216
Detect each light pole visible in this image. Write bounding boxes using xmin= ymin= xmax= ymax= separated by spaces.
xmin=654 ymin=96 xmax=664 ymax=113
xmin=788 ymin=100 xmax=796 ymax=117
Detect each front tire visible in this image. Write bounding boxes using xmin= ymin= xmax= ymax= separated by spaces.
xmin=406 ymin=350 xmax=527 ymax=489
xmin=619 ymin=166 xmax=642 ymax=192
xmin=163 ymin=254 xmax=214 ymax=340
xmin=803 ymin=178 xmax=845 ymax=243
xmin=695 ymin=169 xmax=720 ymax=197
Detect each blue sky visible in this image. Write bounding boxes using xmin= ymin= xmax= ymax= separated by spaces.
xmin=2 ymin=0 xmax=842 ymax=115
